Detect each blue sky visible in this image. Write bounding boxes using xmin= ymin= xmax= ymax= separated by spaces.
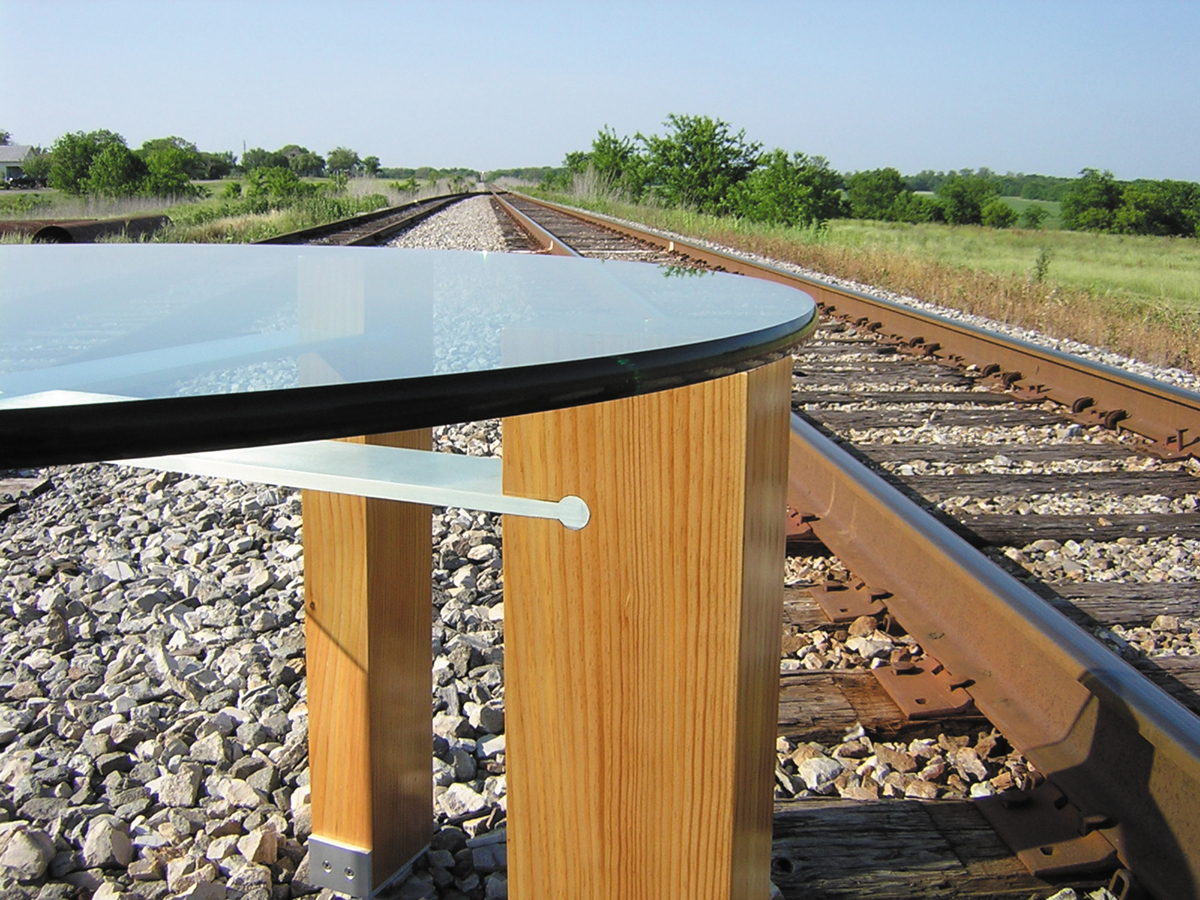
xmin=3 ymin=0 xmax=1198 ymax=181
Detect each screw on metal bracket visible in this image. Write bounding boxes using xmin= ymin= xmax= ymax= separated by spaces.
xmin=308 ymin=836 xmax=372 ymax=898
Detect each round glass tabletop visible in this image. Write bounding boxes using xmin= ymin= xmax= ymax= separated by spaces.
xmin=0 ymin=244 xmax=817 ymax=466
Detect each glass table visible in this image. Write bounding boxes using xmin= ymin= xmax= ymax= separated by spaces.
xmin=1 ymin=244 xmax=818 ymax=899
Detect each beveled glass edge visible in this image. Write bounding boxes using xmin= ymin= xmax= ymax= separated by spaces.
xmin=1 ymin=310 xmax=817 ymax=469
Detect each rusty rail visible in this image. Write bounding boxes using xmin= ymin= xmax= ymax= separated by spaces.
xmin=256 ymin=194 xmax=471 ymax=246
xmin=787 ymin=412 xmax=1200 ymax=899
xmin=489 ymin=192 xmax=1200 ymax=896
xmin=504 ymin=193 xmax=1200 ymax=460
xmin=489 ymin=193 xmax=580 ymax=257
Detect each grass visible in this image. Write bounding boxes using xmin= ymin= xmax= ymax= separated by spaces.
xmin=534 ymin=182 xmax=1200 ymax=374
xmin=0 ymin=189 xmax=196 ymax=221
xmin=158 ymin=178 xmax=477 ymax=243
xmin=2 ymin=178 xmax=479 ymax=244
xmin=999 ymin=196 xmax=1063 ymax=229
xmin=817 ymin=220 xmax=1200 ymax=314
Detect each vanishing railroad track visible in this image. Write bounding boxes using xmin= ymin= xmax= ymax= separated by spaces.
xmin=478 ymin=193 xmax=1200 ymax=900
xmin=256 ymin=194 xmax=471 ymax=247
xmin=266 ymin=190 xmax=1200 ymax=897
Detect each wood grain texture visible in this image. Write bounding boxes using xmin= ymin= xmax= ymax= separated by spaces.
xmin=777 ymin=671 xmax=908 ymax=742
xmin=772 ymin=799 xmax=1085 ymax=899
xmin=303 ymin=429 xmax=432 ymax=887
xmin=503 ymin=358 xmax=791 ymax=900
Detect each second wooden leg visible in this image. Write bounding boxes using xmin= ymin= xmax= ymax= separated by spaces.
xmin=303 ymin=430 xmax=433 ymax=895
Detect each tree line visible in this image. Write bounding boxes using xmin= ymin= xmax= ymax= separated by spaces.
xmin=906 ymin=168 xmax=1072 ymax=201
xmin=8 ymin=130 xmax=384 ymax=199
xmin=551 ymin=115 xmax=1200 ymax=237
xmin=1059 ymin=168 xmax=1200 ymax=237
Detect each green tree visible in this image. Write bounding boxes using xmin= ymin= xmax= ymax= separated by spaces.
xmin=891 ymin=191 xmax=943 ymax=223
xmin=84 ymin=143 xmax=148 ymax=197
xmin=0 ymin=130 xmax=10 ymax=145
xmin=141 ymin=146 xmax=204 ymax=197
xmin=137 ymin=137 xmax=204 ymax=178
xmin=1019 ymin=205 xmax=1050 ymax=229
xmin=288 ymin=150 xmax=325 ymax=177
xmin=244 ymin=166 xmax=313 ymax=206
xmin=136 ymin=137 xmax=207 ymax=196
xmin=1113 ymin=180 xmax=1200 ymax=237
xmin=362 ymin=155 xmax=381 ymax=177
xmin=731 ymin=149 xmax=845 ymax=227
xmin=905 ymin=169 xmax=944 ymax=192
xmin=845 ymin=167 xmax=908 ymax=220
xmin=588 ymin=126 xmax=645 ymax=197
xmin=564 ymin=150 xmax=591 ymax=175
xmin=1060 ymin=168 xmax=1123 ymax=231
xmin=198 ymin=150 xmax=236 ymax=179
xmin=936 ymin=174 xmax=997 ymax=225
xmin=20 ymin=147 xmax=51 ymax=182
xmin=326 ymin=147 xmax=361 ymax=176
xmin=241 ymin=147 xmax=288 ymax=172
xmin=639 ymin=114 xmax=761 ymax=214
xmin=981 ymin=199 xmax=1018 ymax=228
xmin=48 ymin=130 xmax=126 ymax=194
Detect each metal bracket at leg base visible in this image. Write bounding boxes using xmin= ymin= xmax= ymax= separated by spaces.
xmin=308 ymin=836 xmax=429 ymax=899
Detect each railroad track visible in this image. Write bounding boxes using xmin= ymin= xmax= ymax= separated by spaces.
xmin=479 ymin=192 xmax=1200 ymax=899
xmin=5 ymin=193 xmax=1196 ymax=898
xmin=256 ymin=193 xmax=472 ymax=246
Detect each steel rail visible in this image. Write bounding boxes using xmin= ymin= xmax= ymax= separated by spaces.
xmin=489 ymin=192 xmax=580 ymax=257
xmin=503 ymin=192 xmax=1200 ymax=460
xmin=788 ymin=412 xmax=1200 ymax=900
xmin=490 ymin=192 xmax=1200 ymax=896
xmin=255 ymin=193 xmax=471 ymax=246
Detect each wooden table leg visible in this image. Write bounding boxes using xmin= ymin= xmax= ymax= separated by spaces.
xmin=302 ymin=430 xmax=433 ymax=896
xmin=502 ymin=358 xmax=792 ymax=900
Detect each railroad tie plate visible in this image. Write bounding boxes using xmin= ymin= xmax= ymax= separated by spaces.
xmin=785 ymin=506 xmax=821 ymax=545
xmin=871 ymin=658 xmax=978 ymax=719
xmin=975 ymin=782 xmax=1120 ymax=878
xmin=810 ymin=579 xmax=889 ymax=622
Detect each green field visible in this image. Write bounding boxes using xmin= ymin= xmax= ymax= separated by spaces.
xmin=534 ymin=188 xmax=1200 ymax=371
xmin=821 ymin=218 xmax=1200 ymax=314
xmin=999 ymin=196 xmax=1063 ymax=229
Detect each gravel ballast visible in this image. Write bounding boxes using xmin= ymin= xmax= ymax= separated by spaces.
xmin=3 ymin=196 xmax=1196 ymax=899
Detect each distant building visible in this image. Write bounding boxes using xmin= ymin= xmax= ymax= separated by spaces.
xmin=0 ymin=144 xmax=33 ymax=181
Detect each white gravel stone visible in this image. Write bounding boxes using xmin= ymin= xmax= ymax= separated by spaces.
xmin=390 ymin=196 xmax=511 ymax=252
xmin=0 ymin=824 xmax=55 ymax=883
xmin=81 ymin=817 xmax=133 ymax=869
